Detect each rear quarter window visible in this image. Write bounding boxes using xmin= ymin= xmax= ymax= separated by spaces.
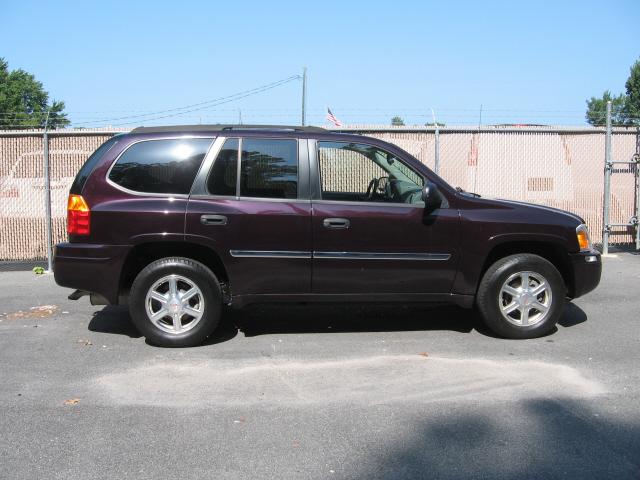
xmin=108 ymin=138 xmax=213 ymax=195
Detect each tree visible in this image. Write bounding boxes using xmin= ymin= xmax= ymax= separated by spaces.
xmin=585 ymin=58 xmax=640 ymax=126
xmin=391 ymin=116 xmax=405 ymax=126
xmin=0 ymin=58 xmax=69 ymax=129
xmin=625 ymin=59 xmax=640 ymax=123
xmin=585 ymin=91 xmax=628 ymax=126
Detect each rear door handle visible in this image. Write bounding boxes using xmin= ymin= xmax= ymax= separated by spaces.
xmin=200 ymin=214 xmax=228 ymax=226
xmin=323 ymin=217 xmax=350 ymax=229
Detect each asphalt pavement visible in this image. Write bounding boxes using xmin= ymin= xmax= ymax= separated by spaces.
xmin=0 ymin=253 xmax=639 ymax=479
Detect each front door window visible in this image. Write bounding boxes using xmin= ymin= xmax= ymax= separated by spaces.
xmin=317 ymin=141 xmax=424 ymax=205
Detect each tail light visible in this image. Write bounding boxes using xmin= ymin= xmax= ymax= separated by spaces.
xmin=67 ymin=194 xmax=90 ymax=235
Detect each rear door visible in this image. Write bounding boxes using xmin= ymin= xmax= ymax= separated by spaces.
xmin=185 ymin=136 xmax=312 ymax=296
xmin=310 ymin=140 xmax=459 ymax=294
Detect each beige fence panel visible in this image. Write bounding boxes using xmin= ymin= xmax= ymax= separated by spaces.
xmin=1 ymin=126 xmax=638 ymax=262
xmin=0 ymin=131 xmax=117 ymax=262
xmin=0 ymin=133 xmax=48 ymax=261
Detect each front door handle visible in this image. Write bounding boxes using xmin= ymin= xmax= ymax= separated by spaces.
xmin=200 ymin=214 xmax=228 ymax=226
xmin=323 ymin=217 xmax=350 ymax=229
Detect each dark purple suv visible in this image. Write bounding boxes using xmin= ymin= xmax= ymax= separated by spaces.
xmin=54 ymin=125 xmax=601 ymax=347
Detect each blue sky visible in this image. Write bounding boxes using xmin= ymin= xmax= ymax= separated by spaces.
xmin=2 ymin=0 xmax=639 ymax=126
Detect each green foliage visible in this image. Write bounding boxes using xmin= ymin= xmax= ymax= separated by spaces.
xmin=586 ymin=58 xmax=640 ymax=126
xmin=585 ymin=91 xmax=628 ymax=126
xmin=625 ymin=59 xmax=640 ymax=122
xmin=391 ymin=116 xmax=405 ymax=126
xmin=32 ymin=266 xmax=45 ymax=275
xmin=0 ymin=58 xmax=70 ymax=130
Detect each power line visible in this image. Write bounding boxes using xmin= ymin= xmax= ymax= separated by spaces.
xmin=72 ymin=75 xmax=301 ymax=126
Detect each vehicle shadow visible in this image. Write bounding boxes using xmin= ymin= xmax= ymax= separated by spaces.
xmin=557 ymin=301 xmax=588 ymax=328
xmin=88 ymin=306 xmax=141 ymax=338
xmin=87 ymin=305 xmax=239 ymax=345
xmin=229 ymin=303 xmax=479 ymax=338
xmin=348 ymin=397 xmax=640 ymax=479
xmin=227 ymin=298 xmax=589 ymax=340
xmin=88 ymin=301 xmax=588 ymax=345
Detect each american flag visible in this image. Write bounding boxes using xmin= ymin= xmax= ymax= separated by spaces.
xmin=326 ymin=108 xmax=342 ymax=127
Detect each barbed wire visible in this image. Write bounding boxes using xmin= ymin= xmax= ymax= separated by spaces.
xmin=0 ymin=107 xmax=633 ymax=117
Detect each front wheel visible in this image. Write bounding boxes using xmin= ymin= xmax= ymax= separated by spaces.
xmin=129 ymin=257 xmax=222 ymax=347
xmin=476 ymin=254 xmax=565 ymax=339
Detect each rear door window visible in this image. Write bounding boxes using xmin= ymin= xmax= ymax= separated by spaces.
xmin=240 ymin=138 xmax=298 ymax=199
xmin=109 ymin=138 xmax=212 ymax=194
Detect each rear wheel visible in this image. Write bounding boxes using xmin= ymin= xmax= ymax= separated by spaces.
xmin=129 ymin=257 xmax=222 ymax=347
xmin=476 ymin=254 xmax=565 ymax=339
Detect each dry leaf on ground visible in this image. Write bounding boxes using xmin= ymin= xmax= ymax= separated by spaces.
xmin=7 ymin=305 xmax=58 ymax=320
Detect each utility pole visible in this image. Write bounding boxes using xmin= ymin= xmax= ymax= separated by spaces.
xmin=301 ymin=67 xmax=307 ymax=126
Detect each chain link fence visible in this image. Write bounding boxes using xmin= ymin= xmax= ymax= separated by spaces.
xmin=0 ymin=126 xmax=638 ymax=267
xmin=0 ymin=130 xmax=117 ymax=265
xmin=347 ymin=126 xmax=638 ymax=247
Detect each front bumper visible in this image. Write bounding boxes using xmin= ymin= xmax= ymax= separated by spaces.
xmin=567 ymin=249 xmax=602 ymax=299
xmin=53 ymin=243 xmax=130 ymax=305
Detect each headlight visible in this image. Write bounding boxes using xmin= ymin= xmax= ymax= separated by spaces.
xmin=576 ymin=224 xmax=591 ymax=251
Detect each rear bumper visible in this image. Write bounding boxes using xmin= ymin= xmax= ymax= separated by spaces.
xmin=53 ymin=243 xmax=130 ymax=305
xmin=568 ymin=249 xmax=602 ymax=299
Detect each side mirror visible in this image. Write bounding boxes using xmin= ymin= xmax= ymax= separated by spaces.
xmin=421 ymin=181 xmax=442 ymax=210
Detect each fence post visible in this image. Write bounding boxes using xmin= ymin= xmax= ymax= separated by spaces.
xmin=43 ymin=114 xmax=54 ymax=273
xmin=431 ymin=109 xmax=440 ymax=174
xmin=434 ymin=126 xmax=440 ymax=175
xmin=602 ymin=101 xmax=612 ymax=255
xmin=635 ymin=129 xmax=640 ymax=250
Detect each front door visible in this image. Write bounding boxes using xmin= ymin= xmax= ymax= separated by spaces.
xmin=310 ymin=140 xmax=459 ymax=294
xmin=186 ymin=137 xmax=312 ymax=296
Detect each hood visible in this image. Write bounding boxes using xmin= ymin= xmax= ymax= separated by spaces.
xmin=474 ymin=195 xmax=585 ymax=225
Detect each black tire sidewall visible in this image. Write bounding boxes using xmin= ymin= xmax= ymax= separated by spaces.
xmin=129 ymin=257 xmax=221 ymax=347
xmin=477 ymin=254 xmax=565 ymax=339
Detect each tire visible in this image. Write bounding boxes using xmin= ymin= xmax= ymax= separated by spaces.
xmin=129 ymin=257 xmax=222 ymax=347
xmin=476 ymin=253 xmax=565 ymax=339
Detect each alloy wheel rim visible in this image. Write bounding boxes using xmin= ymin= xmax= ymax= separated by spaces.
xmin=145 ymin=274 xmax=204 ymax=334
xmin=498 ymin=271 xmax=552 ymax=327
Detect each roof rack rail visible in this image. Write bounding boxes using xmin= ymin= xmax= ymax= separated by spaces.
xmin=130 ymin=124 xmax=327 ymax=134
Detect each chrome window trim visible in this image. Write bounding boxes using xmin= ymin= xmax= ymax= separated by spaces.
xmin=312 ymin=199 xmax=427 ymax=209
xmin=229 ymin=250 xmax=450 ymax=261
xmin=189 ymin=194 xmax=311 ymax=204
xmin=230 ymin=250 xmax=312 ymax=259
xmin=313 ymin=252 xmax=451 ymax=261
xmin=105 ymin=135 xmax=216 ymax=198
